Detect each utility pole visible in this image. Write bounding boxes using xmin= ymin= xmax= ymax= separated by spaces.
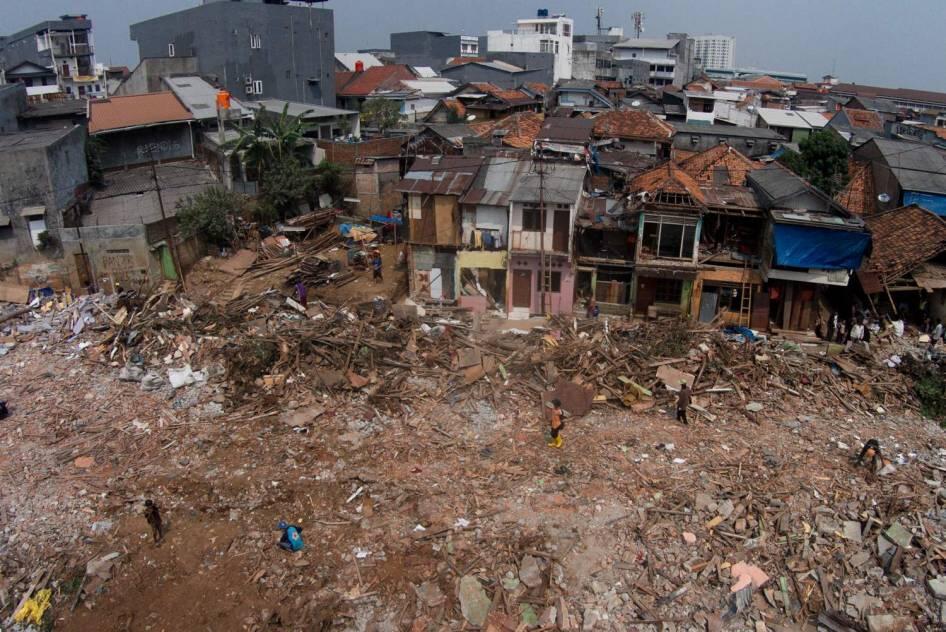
xmin=150 ymin=151 xmax=187 ymax=291
xmin=536 ymin=153 xmax=548 ymax=316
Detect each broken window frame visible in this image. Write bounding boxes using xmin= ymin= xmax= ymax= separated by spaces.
xmin=639 ymin=214 xmax=698 ymax=261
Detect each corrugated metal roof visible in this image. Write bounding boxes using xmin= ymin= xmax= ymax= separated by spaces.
xmin=248 ymin=99 xmax=356 ymax=119
xmin=396 ymin=156 xmax=482 ymax=195
xmin=757 ymin=108 xmax=812 ymax=129
xmin=510 ymin=162 xmax=587 ymax=204
xmin=460 ymin=157 xmax=530 ymax=206
xmin=163 ymin=76 xmax=251 ymax=120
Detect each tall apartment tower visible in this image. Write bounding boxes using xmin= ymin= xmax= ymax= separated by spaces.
xmin=0 ymin=15 xmax=106 ymax=99
xmin=692 ymin=35 xmax=735 ymax=70
xmin=130 ymin=0 xmax=335 ymax=106
xmin=486 ymin=10 xmax=574 ymax=81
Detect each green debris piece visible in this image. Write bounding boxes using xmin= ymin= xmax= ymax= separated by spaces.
xmin=519 ymin=603 xmax=538 ymax=626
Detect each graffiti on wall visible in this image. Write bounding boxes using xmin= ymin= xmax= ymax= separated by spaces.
xmin=135 ymin=140 xmax=184 ymax=161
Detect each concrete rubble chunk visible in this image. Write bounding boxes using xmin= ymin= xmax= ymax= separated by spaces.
xmin=458 ymin=575 xmax=491 ymax=627
xmin=718 ymin=499 xmax=735 ymax=519
xmin=866 ymin=614 xmax=917 ymax=632
xmin=884 ymin=522 xmax=913 ymax=549
xmin=518 ymin=554 xmax=543 ymax=588
xmin=927 ymin=576 xmax=946 ymax=600
xmin=843 ymin=521 xmax=863 ymax=542
xmin=414 ymin=581 xmax=445 ymax=608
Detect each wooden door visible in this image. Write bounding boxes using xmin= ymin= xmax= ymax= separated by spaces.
xmin=512 ymin=269 xmax=532 ymax=308
xmin=751 ymin=288 xmax=770 ymax=331
xmin=635 ymin=277 xmax=656 ymax=314
xmin=552 ymin=210 xmax=570 ymax=252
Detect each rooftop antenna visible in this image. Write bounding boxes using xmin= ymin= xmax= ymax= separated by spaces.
xmin=596 ymin=7 xmax=604 ymax=35
xmin=632 ymin=11 xmax=644 ymax=39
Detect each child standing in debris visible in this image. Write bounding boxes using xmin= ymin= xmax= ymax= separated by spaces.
xmin=676 ymin=380 xmax=691 ymax=425
xmin=546 ymin=398 xmax=564 ymax=449
xmin=143 ymin=499 xmax=163 ymax=544
xmin=372 ymin=248 xmax=383 ymax=283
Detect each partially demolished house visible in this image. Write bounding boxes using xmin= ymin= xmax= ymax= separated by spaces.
xmin=749 ymin=165 xmax=871 ymax=331
xmin=858 ymin=205 xmax=946 ymax=319
xmin=507 ymin=162 xmax=587 ymax=317
xmin=455 ymin=156 xmax=531 ymax=312
xmin=399 ymin=156 xmax=483 ymax=301
xmin=399 ymin=155 xmax=587 ymax=317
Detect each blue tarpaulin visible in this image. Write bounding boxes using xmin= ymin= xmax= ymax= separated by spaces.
xmin=772 ymin=223 xmax=871 ymax=270
xmin=903 ymin=191 xmax=946 ymax=217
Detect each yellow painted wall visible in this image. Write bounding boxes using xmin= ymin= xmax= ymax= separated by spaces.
xmin=457 ymin=250 xmax=507 ymax=270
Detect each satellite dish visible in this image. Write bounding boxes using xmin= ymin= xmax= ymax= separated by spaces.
xmin=466 ymin=114 xmax=476 ymax=121
xmin=631 ymin=100 xmax=642 ymax=107
xmin=747 ymin=105 xmax=756 ymax=112
xmin=877 ymin=193 xmax=891 ymax=203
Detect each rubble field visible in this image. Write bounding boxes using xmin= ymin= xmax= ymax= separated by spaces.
xmin=2 ymin=254 xmax=946 ymax=632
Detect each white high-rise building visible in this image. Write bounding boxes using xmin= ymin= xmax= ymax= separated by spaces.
xmin=692 ymin=35 xmax=735 ymax=70
xmin=486 ymin=10 xmax=573 ymax=81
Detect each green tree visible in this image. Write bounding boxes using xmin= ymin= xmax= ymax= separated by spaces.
xmin=85 ymin=136 xmax=105 ymax=188
xmin=777 ymin=130 xmax=850 ymax=196
xmin=312 ymin=160 xmax=346 ymax=202
xmin=233 ymin=103 xmax=315 ymax=219
xmin=176 ymin=187 xmax=247 ymax=247
xmin=361 ymin=98 xmax=402 ymax=132
xmin=260 ymin=155 xmax=309 ymax=219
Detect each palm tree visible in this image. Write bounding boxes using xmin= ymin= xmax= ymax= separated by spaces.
xmin=233 ymin=103 xmax=315 ymax=174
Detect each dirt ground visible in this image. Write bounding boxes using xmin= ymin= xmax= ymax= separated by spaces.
xmin=2 ymin=320 xmax=946 ymax=630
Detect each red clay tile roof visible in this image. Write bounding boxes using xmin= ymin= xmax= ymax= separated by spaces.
xmin=676 ymin=144 xmax=761 ymax=186
xmin=447 ymin=57 xmax=487 ymax=66
xmin=442 ymin=99 xmax=466 ymax=117
xmin=88 ymin=92 xmax=192 ymax=134
xmin=630 ymin=162 xmax=706 ymax=205
xmin=492 ymin=89 xmax=535 ymax=105
xmin=671 ymin=149 xmax=698 ymax=162
xmin=841 ymin=107 xmax=885 ymax=130
xmin=863 ymin=205 xmax=946 ymax=283
xmin=524 ymin=82 xmax=550 ymax=96
xmin=469 ymin=112 xmax=544 ymax=149
xmin=728 ymin=75 xmax=784 ymax=91
xmin=336 ymin=65 xmax=416 ymax=97
xmin=593 ymin=109 xmax=675 ymax=143
xmin=595 ymin=80 xmax=623 ymax=90
xmin=835 ymin=161 xmax=876 ymax=216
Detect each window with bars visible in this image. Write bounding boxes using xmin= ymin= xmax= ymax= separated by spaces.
xmin=250 ymin=34 xmax=262 ymax=49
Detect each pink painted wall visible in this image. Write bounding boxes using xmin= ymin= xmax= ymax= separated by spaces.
xmin=507 ymin=254 xmax=575 ymax=315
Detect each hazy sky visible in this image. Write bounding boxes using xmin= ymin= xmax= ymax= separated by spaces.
xmin=8 ymin=0 xmax=946 ymax=90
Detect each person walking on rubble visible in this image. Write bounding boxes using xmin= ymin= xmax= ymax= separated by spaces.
xmin=546 ymin=398 xmax=564 ymax=449
xmin=143 ymin=499 xmax=164 ymax=544
xmin=930 ymin=318 xmax=944 ymax=355
xmin=676 ymin=380 xmax=691 ymax=425
xmin=295 ymin=280 xmax=308 ymax=309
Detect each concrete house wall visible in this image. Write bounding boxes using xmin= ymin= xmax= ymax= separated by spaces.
xmin=390 ymin=31 xmax=461 ymax=70
xmin=0 ymin=84 xmax=27 ymax=133
xmin=130 ymin=1 xmax=335 ymax=106
xmin=0 ymin=125 xmax=88 ymax=264
xmin=95 ymin=123 xmax=195 ymax=169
